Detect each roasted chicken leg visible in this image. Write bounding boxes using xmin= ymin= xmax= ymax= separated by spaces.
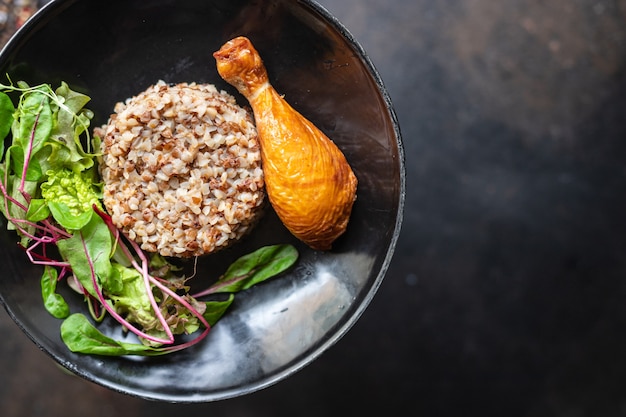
xmin=214 ymin=36 xmax=358 ymax=250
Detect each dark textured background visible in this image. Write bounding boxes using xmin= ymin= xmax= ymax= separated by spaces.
xmin=2 ymin=0 xmax=626 ymax=415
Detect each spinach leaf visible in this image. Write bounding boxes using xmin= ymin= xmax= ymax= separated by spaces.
xmin=60 ymin=296 xmax=235 ymax=357
xmin=13 ymin=88 xmax=52 ymax=157
xmin=0 ymin=91 xmax=14 ymax=155
xmin=60 ymin=314 xmax=170 ymax=356
xmin=57 ymin=214 xmax=120 ymax=297
xmin=48 ymin=201 xmax=93 ymax=230
xmin=25 ymin=198 xmax=50 ymax=222
xmin=7 ymin=144 xmax=43 ymax=181
xmin=41 ymin=265 xmax=70 ymax=319
xmin=209 ymin=244 xmax=298 ymax=294
xmin=203 ymin=294 xmax=235 ymax=326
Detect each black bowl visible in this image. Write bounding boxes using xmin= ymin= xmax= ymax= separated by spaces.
xmin=0 ymin=0 xmax=404 ymax=402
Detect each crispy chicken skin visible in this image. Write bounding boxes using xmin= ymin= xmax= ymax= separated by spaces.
xmin=214 ymin=36 xmax=358 ymax=250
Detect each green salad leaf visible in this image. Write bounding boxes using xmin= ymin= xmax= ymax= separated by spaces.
xmin=0 ymin=92 xmax=15 ymax=155
xmin=193 ymin=244 xmax=299 ymax=297
xmin=57 ymin=214 xmax=119 ymax=297
xmin=41 ymin=266 xmax=70 ymax=319
xmin=61 ymin=313 xmax=172 ymax=356
xmin=41 ymin=168 xmax=101 ymax=230
xmin=13 ymin=86 xmax=52 ymax=158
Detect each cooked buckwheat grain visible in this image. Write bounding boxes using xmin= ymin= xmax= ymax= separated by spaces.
xmin=96 ymin=80 xmax=265 ymax=258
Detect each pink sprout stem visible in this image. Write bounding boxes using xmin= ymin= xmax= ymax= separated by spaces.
xmin=92 ymin=206 xmax=175 ymax=343
xmin=79 ymin=228 xmax=173 ymax=345
xmin=93 ymin=205 xmax=210 ymax=345
xmin=41 ymin=219 xmax=72 ymax=239
xmin=0 ymin=176 xmax=28 ymax=213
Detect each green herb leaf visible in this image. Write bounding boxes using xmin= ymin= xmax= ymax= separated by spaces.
xmin=210 ymin=244 xmax=298 ymax=294
xmin=25 ymin=198 xmax=50 ymax=222
xmin=41 ymin=266 xmax=70 ymax=319
xmin=14 ymin=87 xmax=52 ymax=157
xmin=107 ymin=264 xmax=155 ymax=330
xmin=7 ymin=144 xmax=43 ymax=181
xmin=0 ymin=91 xmax=15 ymax=156
xmin=60 ymin=313 xmax=170 ymax=356
xmin=48 ymin=201 xmax=93 ymax=230
xmin=203 ymin=294 xmax=235 ymax=326
xmin=48 ymin=82 xmax=94 ymax=170
xmin=57 ymin=214 xmax=119 ymax=297
xmin=55 ymin=82 xmax=91 ymax=123
xmin=40 ymin=168 xmax=101 ymax=228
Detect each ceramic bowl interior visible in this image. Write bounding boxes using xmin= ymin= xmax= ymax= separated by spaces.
xmin=0 ymin=0 xmax=404 ymax=402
